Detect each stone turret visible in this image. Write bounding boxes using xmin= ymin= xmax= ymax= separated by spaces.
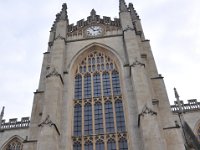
xmin=36 ymin=3 xmax=67 ymax=150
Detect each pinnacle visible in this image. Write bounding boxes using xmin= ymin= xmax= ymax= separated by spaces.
xmin=90 ymin=9 xmax=96 ymax=16
xmin=59 ymin=3 xmax=68 ymax=21
xmin=62 ymin=3 xmax=67 ymax=10
xmin=129 ymin=3 xmax=139 ymax=20
xmin=119 ymin=0 xmax=128 ymax=12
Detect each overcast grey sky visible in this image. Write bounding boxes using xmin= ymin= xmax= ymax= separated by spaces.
xmin=0 ymin=0 xmax=199 ymax=120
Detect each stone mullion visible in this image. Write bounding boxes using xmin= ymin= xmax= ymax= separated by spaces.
xmin=109 ymin=71 xmax=119 ymax=150
xmin=100 ymin=71 xmax=107 ymax=150
xmin=81 ymin=73 xmax=84 ymax=150
xmin=109 ymin=71 xmax=117 ymax=133
xmin=91 ymin=73 xmax=96 ymax=150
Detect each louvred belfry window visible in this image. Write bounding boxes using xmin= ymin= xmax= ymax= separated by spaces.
xmin=73 ymin=50 xmax=128 ymax=150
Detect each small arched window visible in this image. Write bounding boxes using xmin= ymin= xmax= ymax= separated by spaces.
xmin=4 ymin=137 xmax=23 ymax=150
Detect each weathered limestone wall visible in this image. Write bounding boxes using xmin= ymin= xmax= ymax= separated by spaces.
xmin=0 ymin=128 xmax=28 ymax=149
xmin=172 ymin=111 xmax=200 ymax=135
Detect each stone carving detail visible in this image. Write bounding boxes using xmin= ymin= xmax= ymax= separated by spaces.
xmin=46 ymin=67 xmax=60 ymax=78
xmin=38 ymin=115 xmax=54 ymax=127
xmin=130 ymin=58 xmax=145 ymax=67
xmin=123 ymin=25 xmax=134 ymax=32
xmin=138 ymin=105 xmax=157 ymax=127
xmin=55 ymin=34 xmax=66 ymax=41
xmin=38 ymin=115 xmax=61 ymax=135
xmin=140 ymin=105 xmax=157 ymax=117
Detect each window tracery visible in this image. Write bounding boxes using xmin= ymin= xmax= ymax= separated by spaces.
xmin=4 ymin=138 xmax=23 ymax=150
xmin=96 ymin=139 xmax=104 ymax=150
xmin=107 ymin=139 xmax=116 ymax=150
xmin=118 ymin=138 xmax=128 ymax=150
xmin=73 ymin=50 xmax=128 ymax=149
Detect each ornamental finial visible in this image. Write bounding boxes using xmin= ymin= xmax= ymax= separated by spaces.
xmin=60 ymin=3 xmax=68 ymax=21
xmin=174 ymin=87 xmax=179 ymax=100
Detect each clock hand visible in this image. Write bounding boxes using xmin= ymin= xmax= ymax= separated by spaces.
xmin=91 ymin=27 xmax=95 ymax=31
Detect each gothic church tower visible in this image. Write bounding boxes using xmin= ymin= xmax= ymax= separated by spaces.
xmin=24 ymin=1 xmax=186 ymax=149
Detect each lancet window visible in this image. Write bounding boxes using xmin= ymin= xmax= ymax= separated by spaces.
xmin=73 ymin=50 xmax=128 ymax=149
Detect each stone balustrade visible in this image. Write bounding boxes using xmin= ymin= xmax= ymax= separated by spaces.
xmin=171 ymin=99 xmax=200 ymax=113
xmin=0 ymin=117 xmax=30 ymax=130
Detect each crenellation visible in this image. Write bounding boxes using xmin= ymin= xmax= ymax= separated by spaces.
xmin=103 ymin=16 xmax=111 ymax=24
xmin=171 ymin=99 xmax=200 ymax=113
xmin=77 ymin=19 xmax=84 ymax=28
xmin=1 ymin=117 xmax=30 ymax=130
xmin=67 ymin=12 xmax=121 ymax=33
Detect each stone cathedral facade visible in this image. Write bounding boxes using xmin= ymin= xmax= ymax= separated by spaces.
xmin=0 ymin=0 xmax=200 ymax=150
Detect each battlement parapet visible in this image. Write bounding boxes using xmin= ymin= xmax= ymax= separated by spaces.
xmin=0 ymin=117 xmax=30 ymax=130
xmin=171 ymin=99 xmax=200 ymax=113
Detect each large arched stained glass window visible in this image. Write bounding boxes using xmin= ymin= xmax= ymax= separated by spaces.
xmin=73 ymin=50 xmax=128 ymax=150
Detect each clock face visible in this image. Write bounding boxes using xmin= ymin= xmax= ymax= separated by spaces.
xmin=86 ymin=26 xmax=103 ymax=37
